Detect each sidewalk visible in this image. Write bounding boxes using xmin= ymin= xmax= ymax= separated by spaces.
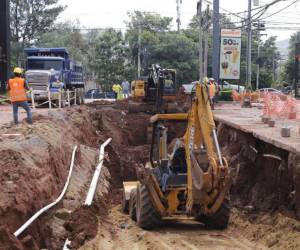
xmin=214 ymin=103 xmax=300 ymax=154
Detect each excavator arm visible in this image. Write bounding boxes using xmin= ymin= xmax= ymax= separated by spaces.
xmin=184 ymin=82 xmax=230 ymax=215
xmin=148 ymin=82 xmax=230 ymax=216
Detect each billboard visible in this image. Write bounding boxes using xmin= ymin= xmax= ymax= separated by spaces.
xmin=220 ymin=29 xmax=242 ymax=80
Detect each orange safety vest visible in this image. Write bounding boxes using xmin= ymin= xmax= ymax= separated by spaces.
xmin=9 ymin=77 xmax=27 ymax=103
xmin=209 ymin=83 xmax=216 ymax=98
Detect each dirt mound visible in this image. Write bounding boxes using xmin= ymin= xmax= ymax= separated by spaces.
xmin=64 ymin=207 xmax=99 ymax=248
xmin=229 ymin=208 xmax=300 ymax=249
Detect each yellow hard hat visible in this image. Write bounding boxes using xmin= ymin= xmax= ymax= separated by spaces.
xmin=203 ymin=77 xmax=209 ymax=84
xmin=13 ymin=67 xmax=23 ymax=74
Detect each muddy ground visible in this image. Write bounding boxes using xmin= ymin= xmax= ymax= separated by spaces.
xmin=0 ymin=103 xmax=300 ymax=249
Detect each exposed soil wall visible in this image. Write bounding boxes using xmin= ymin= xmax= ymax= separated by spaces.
xmin=217 ymin=122 xmax=300 ymax=249
xmin=0 ymin=105 xmax=160 ymax=249
xmin=0 ymin=107 xmax=110 ymax=249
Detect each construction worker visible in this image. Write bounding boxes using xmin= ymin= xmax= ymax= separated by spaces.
xmin=203 ymin=77 xmax=215 ymax=109
xmin=209 ymin=78 xmax=219 ymax=103
xmin=209 ymin=78 xmax=219 ymax=91
xmin=8 ymin=67 xmax=32 ymax=124
xmin=112 ymin=83 xmax=122 ymax=100
xmin=121 ymin=80 xmax=130 ymax=98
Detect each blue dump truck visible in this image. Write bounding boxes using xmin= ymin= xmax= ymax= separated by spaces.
xmin=24 ymin=47 xmax=85 ymax=106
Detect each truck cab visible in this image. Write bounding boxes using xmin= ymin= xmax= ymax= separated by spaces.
xmin=24 ymin=48 xmax=84 ymax=104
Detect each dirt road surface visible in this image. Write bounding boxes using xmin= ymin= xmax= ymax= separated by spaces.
xmin=81 ymin=204 xmax=266 ymax=250
xmin=0 ymin=104 xmax=48 ymax=125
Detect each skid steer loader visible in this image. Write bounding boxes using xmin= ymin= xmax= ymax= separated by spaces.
xmin=122 ymin=81 xmax=231 ymax=229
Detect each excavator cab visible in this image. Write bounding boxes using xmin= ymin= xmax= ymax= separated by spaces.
xmin=128 ymin=64 xmax=177 ymax=113
xmin=123 ymin=82 xmax=231 ymax=230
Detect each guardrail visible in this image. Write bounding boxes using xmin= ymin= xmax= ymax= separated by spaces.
xmin=30 ymin=88 xmax=82 ymax=110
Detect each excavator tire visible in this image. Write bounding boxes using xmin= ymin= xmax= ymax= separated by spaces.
xmin=129 ymin=188 xmax=137 ymax=221
xmin=136 ymin=183 xmax=161 ymax=230
xmin=121 ymin=188 xmax=129 ymax=213
xmin=197 ymin=197 xmax=230 ymax=230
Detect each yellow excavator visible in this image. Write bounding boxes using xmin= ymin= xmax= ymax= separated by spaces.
xmin=129 ymin=64 xmax=177 ymax=113
xmin=122 ymin=81 xmax=231 ymax=229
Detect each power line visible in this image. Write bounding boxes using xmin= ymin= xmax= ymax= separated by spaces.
xmin=231 ymin=0 xmax=298 ymax=29
xmin=258 ymin=0 xmax=299 ymax=21
xmin=202 ymin=0 xmax=245 ymax=19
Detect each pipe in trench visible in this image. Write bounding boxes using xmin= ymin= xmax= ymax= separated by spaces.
xmin=14 ymin=146 xmax=78 ymax=238
xmin=84 ymin=138 xmax=112 ymax=206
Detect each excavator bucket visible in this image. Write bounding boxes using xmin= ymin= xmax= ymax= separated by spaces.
xmin=122 ymin=181 xmax=139 ymax=213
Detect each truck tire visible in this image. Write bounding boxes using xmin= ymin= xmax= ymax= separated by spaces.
xmin=196 ymin=197 xmax=230 ymax=230
xmin=129 ymin=188 xmax=137 ymax=221
xmin=136 ymin=184 xmax=160 ymax=230
xmin=122 ymin=188 xmax=129 ymax=214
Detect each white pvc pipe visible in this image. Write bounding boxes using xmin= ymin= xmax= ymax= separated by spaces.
xmin=84 ymin=138 xmax=112 ymax=206
xmin=63 ymin=238 xmax=71 ymax=250
xmin=263 ymin=154 xmax=282 ymax=161
xmin=14 ymin=146 xmax=78 ymax=238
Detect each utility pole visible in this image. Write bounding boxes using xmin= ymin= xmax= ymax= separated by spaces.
xmin=273 ymin=54 xmax=276 ymax=84
xmin=176 ymin=0 xmax=182 ymax=32
xmin=203 ymin=5 xmax=210 ymax=77
xmin=212 ymin=0 xmax=220 ymax=84
xmin=246 ymin=0 xmax=252 ymax=89
xmin=0 ymin=0 xmax=10 ymax=93
xmin=255 ymin=20 xmax=266 ymax=90
xmin=137 ymin=21 xmax=142 ymax=79
xmin=197 ymin=0 xmax=203 ymax=81
xmin=256 ymin=39 xmax=260 ymax=90
xmin=256 ymin=20 xmax=260 ymax=90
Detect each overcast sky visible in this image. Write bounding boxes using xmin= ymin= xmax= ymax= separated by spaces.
xmin=58 ymin=0 xmax=300 ymax=42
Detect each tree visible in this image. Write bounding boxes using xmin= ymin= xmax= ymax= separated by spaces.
xmin=125 ymin=11 xmax=173 ymax=77
xmin=148 ymin=32 xmax=199 ymax=84
xmin=126 ymin=11 xmax=172 ymax=33
xmin=87 ymin=29 xmax=130 ymax=89
xmin=283 ymin=31 xmax=300 ymax=83
xmin=36 ymin=21 xmax=87 ymax=63
xmin=10 ymin=0 xmax=65 ymax=64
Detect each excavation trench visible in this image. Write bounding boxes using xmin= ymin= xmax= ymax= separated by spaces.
xmin=0 ymin=104 xmax=300 ymax=249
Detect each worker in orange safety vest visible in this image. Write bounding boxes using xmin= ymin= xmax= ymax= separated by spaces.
xmin=8 ymin=67 xmax=32 ymax=124
xmin=203 ymin=77 xmax=217 ymax=110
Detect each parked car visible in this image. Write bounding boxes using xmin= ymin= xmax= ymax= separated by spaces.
xmin=258 ymin=88 xmax=282 ymax=94
xmin=220 ymin=81 xmax=245 ymax=92
xmin=85 ymin=89 xmax=105 ymax=99
xmin=105 ymin=91 xmax=116 ymax=99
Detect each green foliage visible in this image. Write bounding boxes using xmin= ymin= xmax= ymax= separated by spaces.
xmin=147 ymin=32 xmax=199 ymax=84
xmin=87 ymin=29 xmax=129 ymax=87
xmin=37 ymin=21 xmax=86 ymax=63
xmin=10 ymin=0 xmax=65 ymax=65
xmin=126 ymin=11 xmax=172 ymax=33
xmin=284 ymin=31 xmax=300 ymax=83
